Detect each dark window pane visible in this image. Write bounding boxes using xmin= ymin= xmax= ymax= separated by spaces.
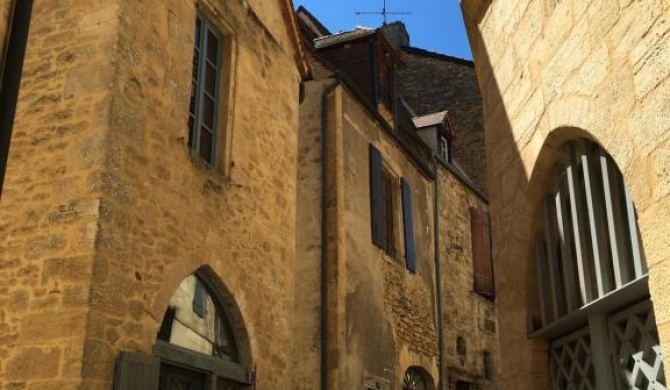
xmin=187 ymin=116 xmax=195 ymax=148
xmin=205 ymin=64 xmax=216 ymax=95
xmin=203 ymin=96 xmax=215 ymax=128
xmin=199 ymin=128 xmax=213 ymax=163
xmin=195 ymin=18 xmax=202 ymax=48
xmin=192 ymin=50 xmax=200 ymax=80
xmin=189 ymin=84 xmax=197 ymax=114
xmin=207 ymin=30 xmax=219 ymax=64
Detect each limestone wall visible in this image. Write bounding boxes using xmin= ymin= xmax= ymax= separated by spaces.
xmin=339 ymin=87 xmax=439 ymax=388
xmin=397 ymin=50 xmax=487 ymax=195
xmin=0 ymin=0 xmax=301 ymax=389
xmin=461 ymin=0 xmax=670 ymax=388
xmin=437 ymin=167 xmax=499 ymax=389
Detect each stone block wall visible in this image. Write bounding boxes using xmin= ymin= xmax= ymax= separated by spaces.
xmin=397 ymin=49 xmax=487 ymax=195
xmin=461 ymin=0 xmax=670 ymax=388
xmin=0 ymin=0 xmax=301 ymax=389
xmin=438 ymin=167 xmax=499 ymax=389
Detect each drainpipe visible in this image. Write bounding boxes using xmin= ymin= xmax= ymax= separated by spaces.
xmin=320 ymin=73 xmax=341 ymax=390
xmin=433 ymin=155 xmax=445 ymax=389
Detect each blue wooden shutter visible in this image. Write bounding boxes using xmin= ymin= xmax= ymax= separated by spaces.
xmin=114 ymin=351 xmax=160 ymax=390
xmin=370 ymin=144 xmax=385 ymax=248
xmin=401 ymin=178 xmax=416 ymax=272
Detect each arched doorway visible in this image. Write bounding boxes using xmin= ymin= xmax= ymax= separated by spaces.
xmin=114 ymin=268 xmax=253 ymax=390
xmin=530 ymin=139 xmax=665 ymax=389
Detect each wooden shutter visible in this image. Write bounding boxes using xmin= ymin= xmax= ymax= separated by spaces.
xmin=114 ymin=351 xmax=160 ymax=390
xmin=401 ymin=178 xmax=416 ymax=272
xmin=471 ymin=207 xmax=494 ymax=297
xmin=370 ymin=144 xmax=386 ymax=248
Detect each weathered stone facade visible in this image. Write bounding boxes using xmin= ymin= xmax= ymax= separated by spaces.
xmin=0 ymin=0 xmax=499 ymax=388
xmin=0 ymin=0 xmax=303 ymax=388
xmin=462 ymin=0 xmax=670 ymax=388
xmin=397 ymin=48 xmax=487 ymax=195
xmin=295 ymin=10 xmax=500 ymax=389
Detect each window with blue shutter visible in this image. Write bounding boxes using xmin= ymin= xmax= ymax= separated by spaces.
xmin=401 ymin=178 xmax=416 ymax=272
xmin=369 ymin=144 xmax=398 ymax=258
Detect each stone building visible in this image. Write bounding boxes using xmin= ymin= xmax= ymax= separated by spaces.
xmin=0 ymin=0 xmax=308 ymax=388
xmin=295 ymin=7 xmax=499 ymax=390
xmin=461 ymin=0 xmax=670 ymax=389
xmin=0 ymin=0 xmax=499 ymax=389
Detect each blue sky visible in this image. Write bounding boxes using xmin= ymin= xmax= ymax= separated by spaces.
xmin=293 ymin=0 xmax=473 ymax=60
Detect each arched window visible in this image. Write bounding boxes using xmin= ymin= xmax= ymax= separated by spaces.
xmin=403 ymin=366 xmax=434 ymax=390
xmin=115 ymin=270 xmax=253 ymax=390
xmin=531 ymin=139 xmax=665 ymax=389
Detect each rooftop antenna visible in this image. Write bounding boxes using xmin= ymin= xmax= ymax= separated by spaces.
xmin=356 ymin=0 xmax=410 ymax=26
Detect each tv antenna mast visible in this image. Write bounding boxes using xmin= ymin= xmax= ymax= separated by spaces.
xmin=356 ymin=0 xmax=410 ymax=26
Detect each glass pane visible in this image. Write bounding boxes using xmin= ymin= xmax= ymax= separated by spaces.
xmin=192 ymin=50 xmax=200 ymax=80
xmin=205 ymin=64 xmax=217 ymax=95
xmin=189 ymin=84 xmax=197 ymax=114
xmin=207 ymin=30 xmax=219 ymax=64
xmin=195 ymin=18 xmax=202 ymax=48
xmin=203 ymin=96 xmax=215 ymax=128
xmin=199 ymin=128 xmax=213 ymax=163
xmin=187 ymin=116 xmax=195 ymax=148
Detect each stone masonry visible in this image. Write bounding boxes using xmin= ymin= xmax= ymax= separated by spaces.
xmin=397 ymin=48 xmax=487 ymax=195
xmin=0 ymin=0 xmax=303 ymax=388
xmin=462 ymin=0 xmax=670 ymax=388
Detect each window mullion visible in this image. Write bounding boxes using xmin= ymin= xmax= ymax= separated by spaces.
xmin=544 ymin=196 xmax=567 ymax=319
xmin=195 ymin=21 xmax=210 ymax=156
xmin=599 ymin=149 xmax=625 ymax=289
xmin=567 ymin=142 xmax=595 ymax=304
xmin=588 ymin=314 xmax=617 ymax=390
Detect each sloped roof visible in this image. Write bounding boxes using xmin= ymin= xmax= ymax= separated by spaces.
xmin=313 ymin=27 xmax=376 ymax=49
xmin=412 ymin=111 xmax=449 ymax=128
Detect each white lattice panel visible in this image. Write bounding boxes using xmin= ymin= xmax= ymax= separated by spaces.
xmin=609 ymin=302 xmax=667 ymax=390
xmin=550 ymin=327 xmax=596 ymax=390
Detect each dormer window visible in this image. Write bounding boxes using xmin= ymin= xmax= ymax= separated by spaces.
xmin=439 ymin=135 xmax=451 ymax=162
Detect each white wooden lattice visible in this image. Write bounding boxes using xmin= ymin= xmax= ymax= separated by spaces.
xmin=609 ymin=302 xmax=667 ymax=390
xmin=550 ymin=327 xmax=596 ymax=390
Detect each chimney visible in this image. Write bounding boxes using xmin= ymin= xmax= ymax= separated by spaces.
xmin=378 ymin=21 xmax=409 ymax=49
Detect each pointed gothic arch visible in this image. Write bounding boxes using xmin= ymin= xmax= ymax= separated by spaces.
xmin=528 ymin=137 xmax=665 ymax=389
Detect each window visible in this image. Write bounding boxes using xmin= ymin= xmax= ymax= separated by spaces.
xmin=114 ymin=271 xmax=253 ymax=389
xmin=470 ymin=207 xmax=494 ymax=297
xmin=381 ymin=169 xmax=397 ymax=258
xmin=438 ymin=135 xmax=450 ymax=162
xmin=402 ymin=367 xmax=434 ymax=390
xmin=188 ymin=13 xmax=224 ymax=165
xmin=532 ymin=139 xmax=664 ymax=389
xmin=369 ymin=144 xmax=417 ymax=272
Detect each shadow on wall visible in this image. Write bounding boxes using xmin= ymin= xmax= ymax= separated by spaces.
xmin=460 ymin=0 xmax=665 ymax=388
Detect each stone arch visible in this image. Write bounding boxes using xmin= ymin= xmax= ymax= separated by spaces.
xmin=152 ymin=264 xmax=253 ymax=367
xmin=522 ymin=131 xmax=665 ymax=388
